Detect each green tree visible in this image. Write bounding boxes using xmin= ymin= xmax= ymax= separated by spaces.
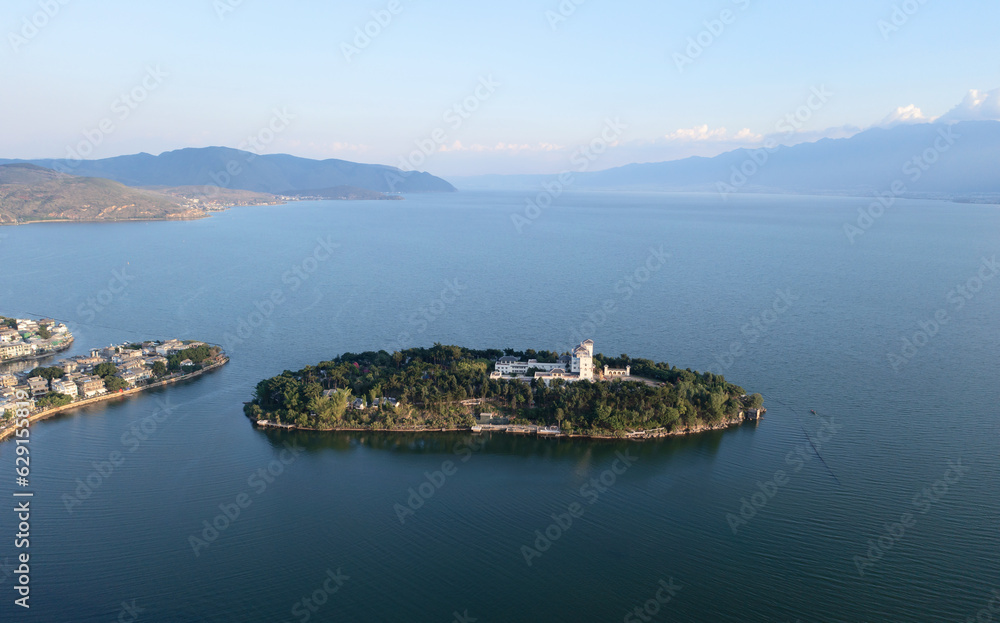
xmin=37 ymin=324 xmax=52 ymax=339
xmin=104 ymin=376 xmax=128 ymax=392
xmin=151 ymin=361 xmax=167 ymax=377
xmin=748 ymin=393 xmax=764 ymax=409
xmin=94 ymin=362 xmax=118 ymax=378
xmin=29 ymin=366 xmax=64 ymax=382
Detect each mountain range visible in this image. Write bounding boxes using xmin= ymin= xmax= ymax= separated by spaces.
xmin=0 ymin=147 xmax=456 ymax=195
xmin=456 ymin=121 xmax=1000 ymax=200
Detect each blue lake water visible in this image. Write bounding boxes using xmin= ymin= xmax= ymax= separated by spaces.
xmin=0 ymin=191 xmax=998 ymax=622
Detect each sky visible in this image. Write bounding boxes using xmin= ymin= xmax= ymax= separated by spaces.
xmin=1 ymin=0 xmax=998 ymax=177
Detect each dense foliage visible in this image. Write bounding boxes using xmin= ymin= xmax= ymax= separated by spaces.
xmin=28 ymin=366 xmax=65 ymax=382
xmin=245 ymin=344 xmax=761 ymax=436
xmin=168 ymin=345 xmax=218 ymax=371
xmin=35 ymin=392 xmax=73 ymax=409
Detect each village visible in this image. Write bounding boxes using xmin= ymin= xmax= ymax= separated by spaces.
xmin=0 ymin=337 xmax=225 ymax=420
xmin=0 ymin=316 xmax=75 ymax=363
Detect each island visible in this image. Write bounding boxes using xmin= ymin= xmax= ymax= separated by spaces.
xmin=0 ymin=316 xmax=74 ymax=363
xmin=244 ymin=340 xmax=765 ymax=439
xmin=0 ymin=338 xmax=228 ymax=442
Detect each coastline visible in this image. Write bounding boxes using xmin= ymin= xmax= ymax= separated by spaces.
xmin=0 ymin=336 xmax=74 ymax=364
xmin=0 ymin=356 xmax=228 ymax=443
xmin=249 ymin=410 xmax=762 ymax=441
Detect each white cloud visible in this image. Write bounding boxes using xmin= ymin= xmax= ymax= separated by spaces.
xmin=663 ymin=124 xmax=762 ymax=142
xmin=939 ymin=88 xmax=1000 ymax=122
xmin=878 ymin=104 xmax=933 ymax=127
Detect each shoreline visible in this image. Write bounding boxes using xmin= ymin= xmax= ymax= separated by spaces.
xmin=0 ymin=356 xmax=228 ymax=443
xmin=250 ymin=411 xmax=761 ymax=441
xmin=0 ymin=336 xmax=74 ymax=364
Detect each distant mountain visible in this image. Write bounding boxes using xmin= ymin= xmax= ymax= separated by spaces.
xmin=0 ymin=147 xmax=456 ymax=195
xmin=0 ymin=164 xmax=203 ymax=224
xmin=456 ymin=121 xmax=1000 ymax=200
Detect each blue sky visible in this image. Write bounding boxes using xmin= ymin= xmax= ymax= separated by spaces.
xmin=2 ymin=0 xmax=998 ymax=176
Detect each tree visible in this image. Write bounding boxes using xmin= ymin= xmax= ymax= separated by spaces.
xmin=151 ymin=361 xmax=167 ymax=377
xmin=748 ymin=393 xmax=764 ymax=409
xmin=94 ymin=362 xmax=118 ymax=378
xmin=37 ymin=324 xmax=52 ymax=339
xmin=104 ymin=376 xmax=128 ymax=392
xmin=29 ymin=366 xmax=64 ymax=382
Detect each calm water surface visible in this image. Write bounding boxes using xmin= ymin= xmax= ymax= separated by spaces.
xmin=0 ymin=191 xmax=998 ymax=622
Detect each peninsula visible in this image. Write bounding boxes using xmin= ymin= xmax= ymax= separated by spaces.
xmin=0 ymin=339 xmax=228 ymax=442
xmin=244 ymin=340 xmax=765 ymax=439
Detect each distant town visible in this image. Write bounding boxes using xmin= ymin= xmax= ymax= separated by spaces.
xmin=0 ymin=316 xmax=74 ymax=362
xmin=0 ymin=323 xmax=227 ymax=432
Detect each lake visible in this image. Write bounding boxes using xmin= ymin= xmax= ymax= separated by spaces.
xmin=1 ymin=191 xmax=998 ymax=622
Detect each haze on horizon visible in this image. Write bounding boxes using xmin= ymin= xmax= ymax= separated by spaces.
xmin=2 ymin=0 xmax=999 ymax=177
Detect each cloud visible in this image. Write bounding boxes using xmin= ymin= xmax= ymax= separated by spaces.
xmin=939 ymin=88 xmax=1000 ymax=122
xmin=663 ymin=124 xmax=762 ymax=142
xmin=878 ymin=104 xmax=933 ymax=127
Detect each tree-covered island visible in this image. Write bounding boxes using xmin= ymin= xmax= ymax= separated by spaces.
xmin=244 ymin=341 xmax=765 ymax=439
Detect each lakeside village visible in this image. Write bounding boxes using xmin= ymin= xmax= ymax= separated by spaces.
xmin=246 ymin=340 xmax=766 ymax=439
xmin=0 ymin=331 xmax=226 ymax=423
xmin=0 ymin=316 xmax=75 ymax=363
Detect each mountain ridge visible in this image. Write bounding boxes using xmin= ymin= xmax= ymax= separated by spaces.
xmin=0 ymin=147 xmax=457 ymax=195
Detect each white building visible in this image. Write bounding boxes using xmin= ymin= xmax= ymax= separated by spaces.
xmin=51 ymin=379 xmax=79 ymax=398
xmin=570 ymin=339 xmax=595 ymax=380
xmin=496 ymin=340 xmax=596 ymax=383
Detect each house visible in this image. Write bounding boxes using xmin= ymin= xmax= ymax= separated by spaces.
xmin=0 ymin=328 xmax=20 ymax=343
xmin=477 ymin=412 xmax=509 ymax=425
xmin=495 ymin=340 xmax=596 ymax=382
xmin=0 ymin=342 xmax=35 ymax=360
xmin=75 ymin=376 xmax=107 ymax=398
xmin=179 ymin=359 xmax=194 ymax=367
xmin=27 ymin=377 xmax=49 ymax=397
xmin=352 ymin=398 xmax=367 ymax=410
xmin=0 ymin=374 xmax=17 ymax=388
xmin=371 ymin=397 xmax=399 ymax=409
xmin=58 ymin=360 xmax=79 ymax=374
xmin=51 ymin=379 xmax=79 ymax=398
xmin=603 ymin=365 xmax=631 ymax=378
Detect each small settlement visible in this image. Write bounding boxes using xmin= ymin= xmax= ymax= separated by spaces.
xmin=0 ymin=338 xmax=221 ymax=418
xmin=0 ymin=317 xmax=74 ymax=362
